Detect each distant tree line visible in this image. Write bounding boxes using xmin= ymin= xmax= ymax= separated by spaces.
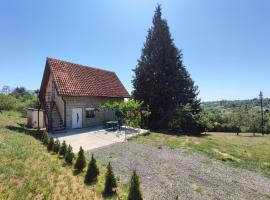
xmin=203 ymin=98 xmax=270 ymax=110
xmin=201 ymin=99 xmax=270 ymax=134
xmin=0 ymin=86 xmax=38 ymax=116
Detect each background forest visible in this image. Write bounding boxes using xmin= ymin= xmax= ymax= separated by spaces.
xmin=201 ymin=98 xmax=270 ymax=134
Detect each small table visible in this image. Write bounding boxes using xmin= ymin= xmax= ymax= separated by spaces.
xmin=106 ymin=121 xmax=118 ymax=130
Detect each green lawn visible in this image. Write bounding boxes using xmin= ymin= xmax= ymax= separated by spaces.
xmin=131 ymin=132 xmax=270 ymax=178
xmin=0 ymin=111 xmax=127 ymax=200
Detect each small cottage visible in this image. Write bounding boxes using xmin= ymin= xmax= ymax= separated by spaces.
xmin=39 ymin=58 xmax=130 ymax=131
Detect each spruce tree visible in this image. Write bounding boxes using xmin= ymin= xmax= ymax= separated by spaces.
xmin=59 ymin=140 xmax=67 ymax=157
xmin=65 ymin=145 xmax=74 ymax=165
xmin=53 ymin=139 xmax=60 ymax=153
xmin=84 ymin=154 xmax=100 ymax=184
xmin=47 ymin=137 xmax=54 ymax=151
xmin=74 ymin=146 xmax=86 ymax=172
xmin=132 ymin=4 xmax=200 ymax=129
xmin=42 ymin=131 xmax=49 ymax=145
xmin=128 ymin=170 xmax=143 ymax=200
xmin=103 ymin=162 xmax=117 ymax=196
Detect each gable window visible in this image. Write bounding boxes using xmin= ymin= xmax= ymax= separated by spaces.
xmin=85 ymin=108 xmax=95 ymax=118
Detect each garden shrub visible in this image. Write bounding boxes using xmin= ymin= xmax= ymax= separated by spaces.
xmin=103 ymin=162 xmax=117 ymax=196
xmin=74 ymin=147 xmax=86 ymax=172
xmin=47 ymin=137 xmax=54 ymax=151
xmin=128 ymin=170 xmax=143 ymax=200
xmin=53 ymin=139 xmax=60 ymax=153
xmin=59 ymin=140 xmax=67 ymax=157
xmin=84 ymin=154 xmax=99 ymax=184
xmin=65 ymin=145 xmax=74 ymax=165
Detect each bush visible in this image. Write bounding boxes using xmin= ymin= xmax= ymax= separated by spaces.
xmin=47 ymin=137 xmax=54 ymax=151
xmin=53 ymin=139 xmax=60 ymax=153
xmin=65 ymin=145 xmax=74 ymax=165
xmin=128 ymin=170 xmax=143 ymax=200
xmin=41 ymin=131 xmax=49 ymax=145
xmin=74 ymin=147 xmax=86 ymax=172
xmin=0 ymin=94 xmax=18 ymax=111
xmin=103 ymin=162 xmax=117 ymax=196
xmin=0 ymin=91 xmax=38 ymax=116
xmin=169 ymin=105 xmax=204 ymax=135
xmin=84 ymin=154 xmax=99 ymax=184
xmin=59 ymin=140 xmax=67 ymax=156
xmin=100 ymin=101 xmax=143 ymax=128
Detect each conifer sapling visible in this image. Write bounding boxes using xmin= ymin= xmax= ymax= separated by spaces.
xmin=74 ymin=146 xmax=86 ymax=172
xmin=47 ymin=137 xmax=54 ymax=151
xmin=84 ymin=154 xmax=99 ymax=184
xmin=42 ymin=131 xmax=49 ymax=145
xmin=128 ymin=170 xmax=143 ymax=200
xmin=103 ymin=162 xmax=117 ymax=196
xmin=65 ymin=145 xmax=74 ymax=165
xmin=53 ymin=139 xmax=60 ymax=153
xmin=59 ymin=140 xmax=67 ymax=156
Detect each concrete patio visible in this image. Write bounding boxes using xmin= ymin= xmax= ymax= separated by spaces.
xmin=51 ymin=126 xmax=149 ymax=152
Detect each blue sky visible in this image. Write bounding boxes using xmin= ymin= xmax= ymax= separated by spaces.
xmin=0 ymin=0 xmax=269 ymax=101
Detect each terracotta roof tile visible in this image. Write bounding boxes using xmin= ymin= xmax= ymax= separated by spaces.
xmin=47 ymin=58 xmax=130 ymax=98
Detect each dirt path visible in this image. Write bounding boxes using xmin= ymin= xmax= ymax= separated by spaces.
xmin=88 ymin=142 xmax=270 ymax=200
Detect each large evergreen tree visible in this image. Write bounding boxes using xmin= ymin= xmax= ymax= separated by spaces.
xmin=132 ymin=4 xmax=200 ymax=129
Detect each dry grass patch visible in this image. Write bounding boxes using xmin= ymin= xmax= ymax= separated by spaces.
xmin=212 ymin=148 xmax=237 ymax=162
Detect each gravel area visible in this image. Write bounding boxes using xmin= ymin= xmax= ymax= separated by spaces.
xmin=87 ymin=141 xmax=270 ymax=200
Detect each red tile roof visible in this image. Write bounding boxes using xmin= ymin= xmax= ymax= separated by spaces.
xmin=44 ymin=58 xmax=130 ymax=98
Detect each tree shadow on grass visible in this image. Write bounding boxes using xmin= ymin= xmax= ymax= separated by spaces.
xmin=6 ymin=125 xmax=37 ymax=136
xmin=237 ymin=134 xmax=264 ymax=138
xmin=84 ymin=179 xmax=98 ymax=186
xmin=102 ymin=192 xmax=117 ymax=199
xmin=62 ymin=162 xmax=73 ymax=168
xmin=154 ymin=129 xmax=210 ymax=138
xmin=73 ymin=169 xmax=83 ymax=176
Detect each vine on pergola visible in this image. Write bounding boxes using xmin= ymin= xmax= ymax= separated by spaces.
xmin=99 ymin=100 xmax=150 ymax=128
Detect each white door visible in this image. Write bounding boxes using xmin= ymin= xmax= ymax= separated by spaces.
xmin=72 ymin=108 xmax=82 ymax=129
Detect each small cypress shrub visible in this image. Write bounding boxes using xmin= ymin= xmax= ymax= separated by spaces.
xmin=53 ymin=139 xmax=60 ymax=153
xmin=103 ymin=162 xmax=117 ymax=196
xmin=59 ymin=140 xmax=67 ymax=156
xmin=47 ymin=137 xmax=54 ymax=151
xmin=42 ymin=131 xmax=49 ymax=145
xmin=84 ymin=154 xmax=99 ymax=184
xmin=128 ymin=170 xmax=143 ymax=200
xmin=74 ymin=146 xmax=86 ymax=172
xmin=65 ymin=145 xmax=74 ymax=165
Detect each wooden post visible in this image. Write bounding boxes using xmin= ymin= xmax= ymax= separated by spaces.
xmin=37 ymin=102 xmax=40 ymax=131
xmin=259 ymin=91 xmax=264 ymax=135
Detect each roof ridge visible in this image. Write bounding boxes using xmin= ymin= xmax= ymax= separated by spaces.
xmin=47 ymin=57 xmax=115 ymax=74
